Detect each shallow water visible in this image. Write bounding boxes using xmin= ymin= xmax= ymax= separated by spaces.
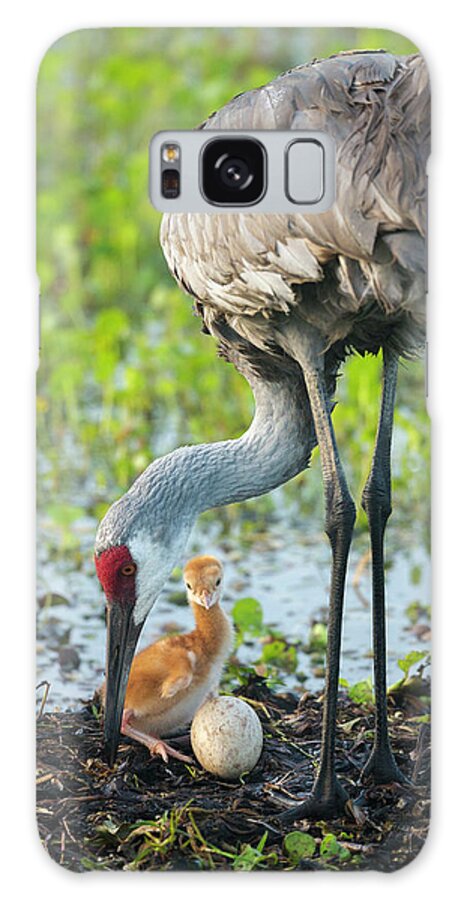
xmin=36 ymin=509 xmax=430 ymax=712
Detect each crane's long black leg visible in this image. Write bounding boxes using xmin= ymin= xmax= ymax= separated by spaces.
xmin=281 ymin=341 xmax=356 ymax=822
xmin=361 ymin=348 xmax=406 ymax=784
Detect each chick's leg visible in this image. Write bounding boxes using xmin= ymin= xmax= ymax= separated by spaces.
xmin=121 ymin=709 xmax=193 ymax=763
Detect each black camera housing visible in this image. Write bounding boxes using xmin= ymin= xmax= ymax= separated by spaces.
xmin=201 ymin=138 xmax=266 ymax=206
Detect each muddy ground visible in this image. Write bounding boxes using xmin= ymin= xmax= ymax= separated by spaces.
xmin=36 ymin=676 xmax=430 ymax=872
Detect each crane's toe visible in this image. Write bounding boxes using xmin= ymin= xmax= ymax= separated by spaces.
xmin=361 ymin=746 xmax=410 ymax=786
xmin=278 ymin=776 xmax=352 ymax=824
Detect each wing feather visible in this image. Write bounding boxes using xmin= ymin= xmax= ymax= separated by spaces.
xmin=124 ymin=638 xmax=197 ymax=709
xmin=160 ymin=51 xmax=429 ymax=358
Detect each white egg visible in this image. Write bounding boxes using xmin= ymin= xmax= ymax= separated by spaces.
xmin=191 ymin=696 xmax=263 ymax=779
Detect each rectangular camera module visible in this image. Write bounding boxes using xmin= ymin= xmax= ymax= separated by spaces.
xmin=201 ymin=138 xmax=266 ymax=206
xmin=150 ymin=130 xmax=334 ymax=214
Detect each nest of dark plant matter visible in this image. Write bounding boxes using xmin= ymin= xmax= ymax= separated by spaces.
xmin=36 ymin=675 xmax=430 ymax=872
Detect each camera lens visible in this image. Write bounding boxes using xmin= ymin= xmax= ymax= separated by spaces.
xmin=202 ymin=138 xmax=266 ymax=206
xmin=217 ymin=156 xmax=251 ymax=190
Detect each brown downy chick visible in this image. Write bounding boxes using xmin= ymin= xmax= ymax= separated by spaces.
xmin=118 ymin=555 xmax=233 ymax=762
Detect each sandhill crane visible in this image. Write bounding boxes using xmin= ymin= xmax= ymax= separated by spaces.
xmin=95 ymin=50 xmax=430 ymax=821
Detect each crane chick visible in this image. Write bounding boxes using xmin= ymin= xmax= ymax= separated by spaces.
xmin=114 ymin=555 xmax=233 ymax=763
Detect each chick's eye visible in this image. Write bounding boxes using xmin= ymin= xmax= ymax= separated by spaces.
xmin=216 ymin=578 xmax=221 ymax=587
xmin=121 ymin=563 xmax=136 ymax=577
xmin=186 ymin=582 xmax=192 ymax=590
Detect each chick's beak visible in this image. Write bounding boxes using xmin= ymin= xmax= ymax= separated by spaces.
xmin=201 ymin=591 xmax=215 ymax=609
xmin=104 ymin=602 xmax=142 ymax=766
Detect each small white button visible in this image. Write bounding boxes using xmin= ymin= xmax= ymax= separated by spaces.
xmin=286 ymin=140 xmax=324 ymax=204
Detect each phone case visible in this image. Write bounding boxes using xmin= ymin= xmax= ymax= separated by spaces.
xmin=36 ymin=27 xmax=430 ymax=871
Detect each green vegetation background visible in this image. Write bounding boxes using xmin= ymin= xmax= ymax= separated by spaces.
xmin=37 ymin=28 xmax=429 ymax=549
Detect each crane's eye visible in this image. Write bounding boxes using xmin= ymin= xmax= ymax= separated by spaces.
xmin=121 ymin=563 xmax=136 ymax=577
xmin=215 ymin=577 xmax=221 ymax=587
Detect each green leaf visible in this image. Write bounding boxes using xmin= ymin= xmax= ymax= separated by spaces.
xmin=232 ymin=832 xmax=272 ymax=870
xmin=283 ymin=831 xmax=316 ymax=863
xmin=397 ymin=650 xmax=428 ymax=678
xmin=320 ymin=833 xmax=339 ymax=857
xmin=320 ymin=833 xmax=350 ymax=861
xmin=260 ymin=640 xmax=298 ymax=673
xmin=231 ymin=597 xmax=263 ymax=634
xmin=347 ymin=678 xmax=374 ymax=707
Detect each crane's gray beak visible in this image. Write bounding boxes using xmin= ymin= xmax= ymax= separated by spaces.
xmin=103 ymin=602 xmax=142 ymax=766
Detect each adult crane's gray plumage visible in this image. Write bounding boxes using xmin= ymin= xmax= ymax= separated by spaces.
xmin=96 ymin=50 xmax=430 ymax=819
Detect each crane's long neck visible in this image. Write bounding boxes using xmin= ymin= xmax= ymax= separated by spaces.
xmin=96 ymin=369 xmax=316 ymax=625
xmin=139 ymin=373 xmax=315 ymax=520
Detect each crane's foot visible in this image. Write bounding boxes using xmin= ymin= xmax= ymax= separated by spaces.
xmin=361 ymin=745 xmax=410 ymax=785
xmin=278 ymin=775 xmax=357 ymax=825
